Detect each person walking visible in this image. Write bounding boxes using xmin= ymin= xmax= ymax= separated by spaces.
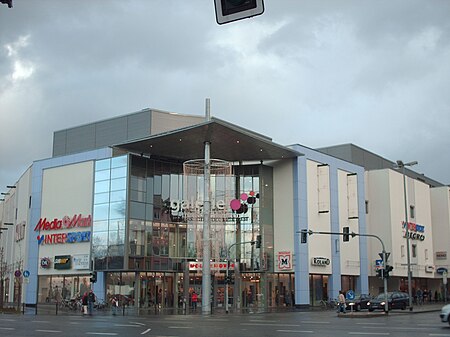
xmin=81 ymin=291 xmax=88 ymax=315
xmin=191 ymin=291 xmax=198 ymax=311
xmin=87 ymin=290 xmax=96 ymax=315
xmin=338 ymin=291 xmax=346 ymax=313
xmin=111 ymin=295 xmax=119 ymax=315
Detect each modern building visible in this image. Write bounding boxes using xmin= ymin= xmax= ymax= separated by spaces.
xmin=319 ymin=143 xmax=450 ymax=302
xmin=0 ymin=108 xmax=370 ymax=312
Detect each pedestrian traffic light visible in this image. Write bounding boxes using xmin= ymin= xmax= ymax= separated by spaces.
xmin=90 ymin=271 xmax=97 ymax=283
xmin=343 ymin=227 xmax=350 ymax=242
xmin=385 ymin=265 xmax=394 ymax=278
xmin=214 ymin=0 xmax=264 ymax=25
xmin=301 ymin=230 xmax=308 ymax=243
xmin=255 ymin=234 xmax=262 ymax=248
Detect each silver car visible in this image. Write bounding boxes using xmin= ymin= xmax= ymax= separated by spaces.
xmin=440 ymin=304 xmax=450 ymax=325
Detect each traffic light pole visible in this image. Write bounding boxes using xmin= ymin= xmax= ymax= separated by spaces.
xmin=225 ymin=240 xmax=256 ymax=314
xmin=299 ymin=229 xmax=389 ymax=313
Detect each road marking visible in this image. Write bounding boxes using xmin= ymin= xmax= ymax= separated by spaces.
xmin=140 ymin=328 xmax=151 ymax=335
xmin=33 ymin=320 xmax=51 ymax=323
xmin=130 ymin=321 xmax=146 ymax=326
xmin=85 ymin=333 xmax=118 ymax=336
xmin=168 ymin=326 xmax=193 ymax=329
xmin=0 ymin=318 xmax=16 ymax=322
xmin=301 ymin=321 xmax=331 ymax=324
xmin=277 ymin=329 xmax=314 ymax=333
xmin=241 ymin=323 xmax=301 ymax=327
xmin=355 ymin=323 xmax=386 ymax=325
xmin=429 ymin=334 xmax=450 ymax=336
xmin=114 ymin=324 xmax=142 ymax=327
xmin=349 ymin=333 xmax=389 ymax=336
xmin=249 ymin=319 xmax=279 ymax=323
xmin=0 ymin=327 xmax=14 ymax=330
xmin=35 ymin=329 xmax=62 ymax=333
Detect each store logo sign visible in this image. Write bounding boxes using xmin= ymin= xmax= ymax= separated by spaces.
xmin=34 ymin=214 xmax=91 ymax=231
xmin=311 ymin=257 xmax=330 ymax=266
xmin=277 ymin=251 xmax=292 ymax=270
xmin=402 ymin=221 xmax=425 ymax=241
xmin=40 ymin=257 xmax=51 ymax=269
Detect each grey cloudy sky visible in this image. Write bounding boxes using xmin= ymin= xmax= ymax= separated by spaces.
xmin=1 ymin=0 xmax=449 ymax=191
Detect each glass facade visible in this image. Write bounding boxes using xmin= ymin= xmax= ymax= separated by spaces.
xmin=93 ymin=155 xmax=128 ymax=270
xmin=89 ymin=154 xmax=281 ymax=309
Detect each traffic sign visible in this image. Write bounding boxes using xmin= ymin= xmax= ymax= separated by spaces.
xmin=346 ymin=290 xmax=355 ymax=300
xmin=14 ymin=270 xmax=21 ymax=278
xmin=23 ymin=270 xmax=30 ymax=278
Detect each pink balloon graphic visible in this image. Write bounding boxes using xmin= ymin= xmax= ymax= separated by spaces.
xmin=249 ymin=191 xmax=255 ymax=197
xmin=240 ymin=193 xmax=248 ymax=201
xmin=230 ymin=199 xmax=241 ymax=211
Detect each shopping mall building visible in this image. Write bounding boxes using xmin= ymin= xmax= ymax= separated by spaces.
xmin=0 ymin=108 xmax=448 ymax=311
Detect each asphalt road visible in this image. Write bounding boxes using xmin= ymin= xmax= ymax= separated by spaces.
xmin=0 ymin=309 xmax=449 ymax=337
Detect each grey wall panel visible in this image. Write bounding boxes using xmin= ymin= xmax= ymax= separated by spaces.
xmin=127 ymin=111 xmax=151 ymax=140
xmin=52 ymin=130 xmax=67 ymax=157
xmin=95 ymin=116 xmax=128 ymax=147
xmin=66 ymin=124 xmax=96 ymax=154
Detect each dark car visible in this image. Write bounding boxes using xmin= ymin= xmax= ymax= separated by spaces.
xmin=346 ymin=294 xmax=372 ymax=311
xmin=368 ymin=291 xmax=409 ymax=311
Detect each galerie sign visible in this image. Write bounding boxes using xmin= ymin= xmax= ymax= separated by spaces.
xmin=35 ymin=214 xmax=91 ymax=245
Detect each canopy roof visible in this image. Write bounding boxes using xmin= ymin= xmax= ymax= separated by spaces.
xmin=113 ymin=118 xmax=300 ymax=162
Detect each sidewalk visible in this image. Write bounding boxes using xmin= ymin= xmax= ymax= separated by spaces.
xmin=338 ymin=302 xmax=444 ymax=318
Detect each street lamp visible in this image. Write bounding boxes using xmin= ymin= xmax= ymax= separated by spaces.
xmin=395 ymin=160 xmax=418 ymax=311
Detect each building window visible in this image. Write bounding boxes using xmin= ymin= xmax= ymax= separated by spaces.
xmin=410 ymin=205 xmax=415 ymax=219
xmin=412 ymin=244 xmax=417 ymax=258
xmin=365 ymin=200 xmax=369 ymax=214
xmin=401 ymin=245 xmax=405 ymax=257
xmin=425 ymin=249 xmax=428 ymax=260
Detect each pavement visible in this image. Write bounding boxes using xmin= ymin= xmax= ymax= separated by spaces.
xmin=338 ymin=302 xmax=444 ymax=318
xmin=1 ymin=301 xmax=447 ymax=317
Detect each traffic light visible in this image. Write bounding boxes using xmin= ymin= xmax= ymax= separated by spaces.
xmin=343 ymin=227 xmax=350 ymax=242
xmin=0 ymin=0 xmax=12 ymax=8
xmin=214 ymin=0 xmax=264 ymax=25
xmin=376 ymin=268 xmax=384 ymax=279
xmin=90 ymin=271 xmax=97 ymax=283
xmin=255 ymin=235 xmax=262 ymax=248
xmin=301 ymin=230 xmax=308 ymax=243
xmin=385 ymin=265 xmax=394 ymax=278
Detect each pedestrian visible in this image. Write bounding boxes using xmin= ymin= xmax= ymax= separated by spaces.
xmin=82 ymin=291 xmax=88 ymax=315
xmin=111 ymin=295 xmax=119 ymax=315
xmin=191 ymin=291 xmax=198 ymax=310
xmin=88 ymin=289 xmax=96 ymax=315
xmin=338 ymin=291 xmax=346 ymax=313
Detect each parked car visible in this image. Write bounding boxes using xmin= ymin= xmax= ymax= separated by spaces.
xmin=346 ymin=294 xmax=372 ymax=311
xmin=368 ymin=291 xmax=409 ymax=311
xmin=440 ymin=304 xmax=450 ymax=325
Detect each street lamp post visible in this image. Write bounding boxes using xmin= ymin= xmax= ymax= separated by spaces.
xmin=395 ymin=160 xmax=418 ymax=312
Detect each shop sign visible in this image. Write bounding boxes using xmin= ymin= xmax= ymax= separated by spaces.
xmin=436 ymin=251 xmax=447 ymax=260
xmin=401 ymin=221 xmax=425 ymax=241
xmin=73 ymin=254 xmax=90 ymax=270
xmin=34 ymin=214 xmax=91 ymax=231
xmin=40 ymin=257 xmax=51 ymax=269
xmin=15 ymin=221 xmax=26 ymax=242
xmin=436 ymin=267 xmax=448 ymax=275
xmin=37 ymin=231 xmax=91 ymax=245
xmin=311 ymin=257 xmax=330 ymax=266
xmin=54 ymin=255 xmax=71 ymax=270
xmin=277 ymin=251 xmax=292 ymax=270
xmin=189 ymin=262 xmax=235 ymax=271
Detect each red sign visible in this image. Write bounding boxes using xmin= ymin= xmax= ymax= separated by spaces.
xmin=189 ymin=262 xmax=235 ymax=271
xmin=34 ymin=214 xmax=91 ymax=232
